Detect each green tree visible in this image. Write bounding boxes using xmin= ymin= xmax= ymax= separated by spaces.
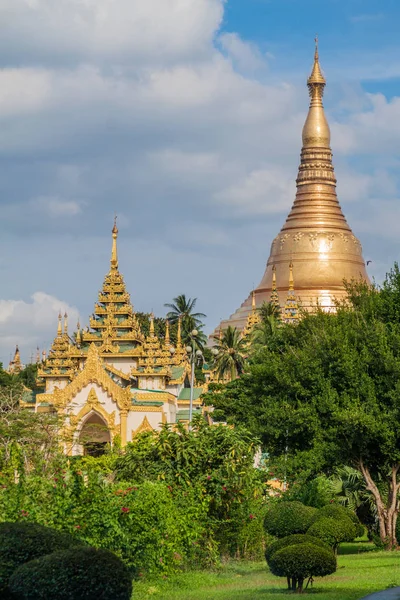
xmin=164 ymin=294 xmax=206 ymax=344
xmin=211 ymin=326 xmax=247 ymax=382
xmin=207 ymin=268 xmax=400 ymax=548
xmin=251 ymin=301 xmax=281 ymax=352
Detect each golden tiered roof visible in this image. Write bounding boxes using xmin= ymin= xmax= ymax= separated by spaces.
xmin=216 ymin=39 xmax=369 ymax=332
xmin=38 ymin=313 xmax=76 ymax=380
xmin=81 ymin=218 xmax=144 ymax=354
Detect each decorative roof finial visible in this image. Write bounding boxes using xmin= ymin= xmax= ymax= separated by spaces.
xmin=165 ymin=319 xmax=170 ymax=345
xmin=64 ymin=312 xmax=68 ymax=335
xmin=76 ymin=320 xmax=82 ymax=347
xmin=252 ymin=289 xmax=256 ymax=311
xmin=57 ymin=312 xmax=62 ymax=337
xmin=111 ymin=215 xmax=119 ymax=271
xmin=149 ymin=313 xmax=155 ymax=337
xmin=289 ymin=261 xmax=294 ymax=291
xmin=36 ymin=346 xmax=40 ymax=364
xmin=177 ymin=316 xmax=182 ymax=347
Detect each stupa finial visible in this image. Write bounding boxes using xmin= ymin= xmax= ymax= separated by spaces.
xmin=57 ymin=312 xmax=62 ymax=337
xmin=111 ymin=215 xmax=118 ymax=271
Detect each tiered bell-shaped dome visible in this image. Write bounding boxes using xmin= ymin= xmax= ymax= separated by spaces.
xmin=217 ymin=41 xmax=369 ymax=332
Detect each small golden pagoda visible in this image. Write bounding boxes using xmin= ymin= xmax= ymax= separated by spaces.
xmin=217 ymin=41 xmax=369 ymax=332
xmin=32 ymin=220 xmax=203 ymax=455
xmin=8 ymin=345 xmax=23 ymax=374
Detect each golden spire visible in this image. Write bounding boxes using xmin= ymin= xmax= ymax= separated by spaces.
xmin=64 ymin=312 xmax=68 ymax=335
xmin=36 ymin=346 xmax=40 ymax=364
xmin=283 ymin=262 xmax=299 ymax=324
xmin=289 ymin=262 xmax=294 ymax=290
xmin=165 ymin=319 xmax=170 ymax=345
xmin=149 ymin=313 xmax=156 ymax=337
xmin=177 ymin=316 xmax=182 ymax=348
xmin=42 ymin=349 xmax=46 ymax=362
xmin=270 ymin=265 xmax=280 ymax=311
xmin=111 ymin=215 xmax=118 ymax=271
xmin=57 ymin=312 xmax=62 ymax=337
xmin=243 ymin=290 xmax=261 ymax=338
xmin=251 ymin=289 xmax=256 ymax=311
xmin=76 ymin=320 xmax=82 ymax=347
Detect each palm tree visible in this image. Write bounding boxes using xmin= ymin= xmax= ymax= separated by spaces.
xmin=212 ymin=326 xmax=247 ymax=382
xmin=251 ymin=302 xmax=280 ymax=352
xmin=165 ymin=294 xmax=206 ymax=345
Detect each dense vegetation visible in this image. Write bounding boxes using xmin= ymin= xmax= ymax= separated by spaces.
xmin=3 ymin=272 xmax=400 ymax=596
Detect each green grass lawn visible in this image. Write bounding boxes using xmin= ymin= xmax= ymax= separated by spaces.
xmin=134 ymin=543 xmax=400 ymax=600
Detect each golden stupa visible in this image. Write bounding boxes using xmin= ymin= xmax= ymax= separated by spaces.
xmin=218 ymin=41 xmax=369 ymax=332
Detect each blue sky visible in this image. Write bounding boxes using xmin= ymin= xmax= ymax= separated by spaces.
xmin=0 ymin=0 xmax=400 ymax=363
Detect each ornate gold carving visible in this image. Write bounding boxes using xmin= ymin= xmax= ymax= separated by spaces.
xmin=132 ymin=416 xmax=153 ymax=438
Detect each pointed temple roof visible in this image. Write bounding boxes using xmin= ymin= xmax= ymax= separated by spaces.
xmin=38 ymin=313 xmax=75 ymax=381
xmin=217 ymin=40 xmax=369 ymax=333
xmin=38 ymin=221 xmax=189 ymax=386
xmin=8 ymin=345 xmax=23 ymax=374
xmin=82 ymin=218 xmax=145 ymax=353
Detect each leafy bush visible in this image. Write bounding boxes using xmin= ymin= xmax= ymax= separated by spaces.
xmin=0 ymin=522 xmax=82 ymax=598
xmin=9 ymin=547 xmax=132 ymax=600
xmin=269 ymin=543 xmax=336 ymax=593
xmin=264 ymin=501 xmax=317 ymax=538
xmin=265 ymin=533 xmax=330 ymax=563
xmin=307 ymin=516 xmax=357 ymax=552
xmin=314 ymin=504 xmax=364 ymax=537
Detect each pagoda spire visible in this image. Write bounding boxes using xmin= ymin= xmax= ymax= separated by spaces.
xmin=57 ymin=312 xmax=62 ymax=337
xmin=64 ymin=312 xmax=68 ymax=336
xmin=270 ymin=265 xmax=280 ymax=311
xmin=283 ymin=262 xmax=299 ymax=324
xmin=214 ymin=39 xmax=369 ymax=334
xmin=165 ymin=320 xmax=170 ymax=346
xmin=111 ymin=215 xmax=118 ymax=271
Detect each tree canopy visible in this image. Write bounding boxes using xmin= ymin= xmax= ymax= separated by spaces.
xmin=206 ymin=266 xmax=400 ymax=547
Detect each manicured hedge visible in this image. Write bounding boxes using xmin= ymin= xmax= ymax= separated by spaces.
xmin=0 ymin=522 xmax=83 ymax=598
xmin=265 ymin=533 xmax=330 ymax=563
xmin=9 ymin=547 xmax=133 ymax=600
xmin=264 ymin=501 xmax=317 ymax=538
xmin=315 ymin=505 xmax=364 ymax=538
xmin=307 ymin=516 xmax=357 ymax=551
xmin=269 ymin=543 xmax=336 ymax=592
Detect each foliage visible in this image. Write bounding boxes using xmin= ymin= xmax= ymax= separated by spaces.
xmin=314 ymin=504 xmax=364 ymax=538
xmin=264 ymin=501 xmax=317 ymax=538
xmin=286 ymin=475 xmax=334 ymax=508
xmin=9 ymin=547 xmax=132 ymax=600
xmin=265 ymin=533 xmax=330 ymax=563
xmin=328 ymin=466 xmax=377 ymax=535
xmin=16 ymin=364 xmax=39 ymax=391
xmin=211 ymin=326 xmax=247 ymax=381
xmin=207 ymin=266 xmax=400 ymax=547
xmin=0 ymin=522 xmax=82 ymax=597
xmin=116 ymin=417 xmax=265 ymax=559
xmin=268 ymin=543 xmax=336 ymax=593
xmin=307 ymin=516 xmax=357 ymax=552
xmin=164 ymin=294 xmax=206 ymax=346
xmin=250 ymin=302 xmax=281 ymax=353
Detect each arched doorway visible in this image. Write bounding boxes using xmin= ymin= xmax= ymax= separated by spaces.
xmin=79 ymin=412 xmax=111 ymax=457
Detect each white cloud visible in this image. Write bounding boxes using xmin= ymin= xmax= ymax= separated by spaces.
xmin=215 ymin=167 xmax=295 ymax=216
xmin=0 ymin=0 xmax=224 ymax=64
xmin=219 ymin=32 xmax=267 ymax=73
xmin=0 ymin=292 xmax=80 ymax=364
xmin=31 ymin=196 xmax=82 ymax=216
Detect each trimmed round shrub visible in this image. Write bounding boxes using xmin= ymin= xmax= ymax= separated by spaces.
xmin=265 ymin=533 xmax=330 ymax=563
xmin=307 ymin=516 xmax=357 ymax=551
xmin=9 ymin=547 xmax=133 ymax=600
xmin=0 ymin=522 xmax=83 ymax=598
xmin=269 ymin=543 xmax=336 ymax=592
xmin=264 ymin=501 xmax=318 ymax=538
xmin=313 ymin=504 xmax=364 ymax=537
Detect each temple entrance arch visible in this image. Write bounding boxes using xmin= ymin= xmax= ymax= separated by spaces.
xmin=78 ymin=411 xmax=111 ymax=457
